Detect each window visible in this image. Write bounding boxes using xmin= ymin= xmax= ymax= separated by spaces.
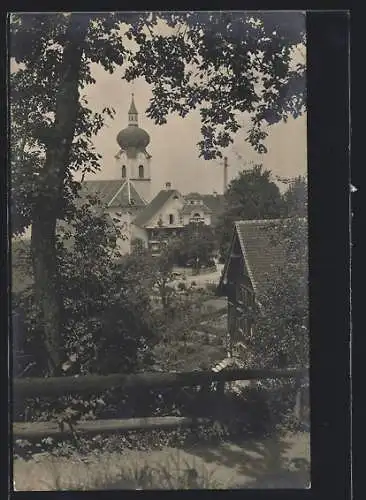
xmin=122 ymin=165 xmax=126 ymax=178
xmin=138 ymin=165 xmax=144 ymax=178
xmin=169 ymin=214 xmax=174 ymax=225
xmin=191 ymin=212 xmax=203 ymax=223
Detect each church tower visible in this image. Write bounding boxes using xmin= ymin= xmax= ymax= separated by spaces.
xmin=115 ymin=94 xmax=152 ymax=203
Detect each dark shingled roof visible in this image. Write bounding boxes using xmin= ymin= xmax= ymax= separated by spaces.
xmin=81 ymin=180 xmax=145 ymax=208
xmin=185 ymin=193 xmax=224 ymax=212
xmin=219 ymin=219 xmax=289 ymax=303
xmin=133 ymin=189 xmax=181 ymax=227
xmin=235 ymin=219 xmax=287 ymax=300
xmin=180 ymin=201 xmax=212 ymax=215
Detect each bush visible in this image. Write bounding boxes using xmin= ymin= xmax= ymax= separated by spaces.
xmin=12 ymin=200 xmax=159 ymax=378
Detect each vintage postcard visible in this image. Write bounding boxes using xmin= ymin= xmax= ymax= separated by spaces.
xmin=10 ymin=11 xmax=310 ymax=490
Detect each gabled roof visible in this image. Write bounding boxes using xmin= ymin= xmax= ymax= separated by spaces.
xmin=219 ymin=219 xmax=289 ymax=302
xmin=185 ymin=192 xmax=224 ymax=214
xmin=81 ymin=180 xmax=146 ymax=208
xmin=133 ymin=189 xmax=182 ymax=227
xmin=180 ymin=201 xmax=212 ymax=215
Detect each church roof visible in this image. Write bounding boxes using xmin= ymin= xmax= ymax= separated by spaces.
xmin=81 ymin=180 xmax=146 ymax=208
xmin=133 ymin=189 xmax=181 ymax=228
xmin=129 ymin=95 xmax=138 ymax=115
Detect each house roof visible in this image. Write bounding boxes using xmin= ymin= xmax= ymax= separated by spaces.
xmin=220 ymin=219 xmax=289 ymax=302
xmin=81 ymin=180 xmax=146 ymax=208
xmin=180 ymin=201 xmax=212 ymax=215
xmin=185 ymin=192 xmax=224 ymax=213
xmin=133 ymin=189 xmax=181 ymax=227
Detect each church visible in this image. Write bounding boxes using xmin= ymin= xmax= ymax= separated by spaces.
xmin=81 ymin=95 xmax=224 ymax=255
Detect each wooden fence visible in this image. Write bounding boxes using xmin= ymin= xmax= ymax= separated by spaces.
xmin=13 ymin=367 xmax=309 ymax=441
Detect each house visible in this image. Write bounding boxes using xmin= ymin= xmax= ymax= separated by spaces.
xmin=132 ymin=183 xmax=186 ymax=254
xmin=184 ymin=192 xmax=224 ymax=226
xmin=217 ymin=219 xmax=287 ymax=357
xmin=132 ymin=183 xmax=222 ymax=255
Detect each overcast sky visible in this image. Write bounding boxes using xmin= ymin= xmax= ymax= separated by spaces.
xmin=82 ymin=65 xmax=307 ymax=197
xmin=80 ymin=15 xmax=307 ymax=197
xmin=12 ymin=13 xmax=307 ymax=198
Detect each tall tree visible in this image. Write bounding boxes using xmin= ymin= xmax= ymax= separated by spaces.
xmin=10 ymin=13 xmax=150 ymax=374
xmin=281 ymin=175 xmax=308 ymax=217
xmin=216 ymin=165 xmax=283 ymax=260
xmin=10 ymin=11 xmax=306 ymax=374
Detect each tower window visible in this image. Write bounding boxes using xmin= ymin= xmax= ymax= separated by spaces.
xmin=122 ymin=165 xmax=126 ymax=178
xmin=138 ymin=165 xmax=144 ymax=178
xmin=169 ymin=214 xmax=174 ymax=225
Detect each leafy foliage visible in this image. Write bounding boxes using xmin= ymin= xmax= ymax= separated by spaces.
xmin=246 ymin=217 xmax=308 ymax=368
xmin=125 ymin=11 xmax=306 ymax=159
xmin=281 ymin=175 xmax=307 ymax=217
xmin=216 ymin=165 xmax=283 ymax=259
xmin=10 ymin=11 xmax=306 ymax=373
xmin=170 ymin=222 xmax=217 ymax=270
xmin=14 ymin=198 xmax=158 ymax=377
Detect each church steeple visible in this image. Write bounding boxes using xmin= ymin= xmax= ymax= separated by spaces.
xmin=128 ymin=93 xmax=138 ymax=126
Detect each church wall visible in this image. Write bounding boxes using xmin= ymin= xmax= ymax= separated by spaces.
xmin=118 ymin=152 xmax=152 ymax=203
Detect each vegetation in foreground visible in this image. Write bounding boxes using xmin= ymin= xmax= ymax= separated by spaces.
xmin=13 ymin=428 xmax=310 ymax=490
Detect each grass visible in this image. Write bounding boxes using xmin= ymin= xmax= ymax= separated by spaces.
xmin=13 ymin=432 xmax=310 ymax=491
xmin=13 ymin=448 xmax=223 ymax=491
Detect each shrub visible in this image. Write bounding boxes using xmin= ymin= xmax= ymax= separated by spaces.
xmin=12 ymin=200 xmax=159 ymax=378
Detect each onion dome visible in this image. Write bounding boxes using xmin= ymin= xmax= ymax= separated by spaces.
xmin=116 ymin=94 xmax=150 ymax=158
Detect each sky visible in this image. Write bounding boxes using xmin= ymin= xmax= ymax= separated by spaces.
xmin=79 ymin=15 xmax=307 ymax=197
xmin=82 ymin=66 xmax=307 ymax=197
xmin=12 ymin=13 xmax=307 ymax=199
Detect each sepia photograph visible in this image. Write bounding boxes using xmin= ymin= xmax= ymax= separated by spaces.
xmin=10 ymin=11 xmax=309 ymax=490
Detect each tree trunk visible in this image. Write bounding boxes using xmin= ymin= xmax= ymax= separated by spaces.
xmin=31 ymin=14 xmax=89 ymax=375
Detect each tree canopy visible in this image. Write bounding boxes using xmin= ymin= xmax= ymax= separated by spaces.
xmin=125 ymin=11 xmax=306 ymax=159
xmin=170 ymin=222 xmax=217 ymax=271
xmin=216 ymin=164 xmax=284 ymax=260
xmin=10 ymin=11 xmax=306 ymax=374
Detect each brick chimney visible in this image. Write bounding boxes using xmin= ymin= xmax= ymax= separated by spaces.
xmin=165 ymin=181 xmax=172 ymax=189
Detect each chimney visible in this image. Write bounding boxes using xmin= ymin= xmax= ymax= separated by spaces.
xmin=213 ymin=190 xmax=218 ymax=197
xmin=223 ymin=156 xmax=228 ymax=193
xmin=165 ymin=181 xmax=172 ymax=189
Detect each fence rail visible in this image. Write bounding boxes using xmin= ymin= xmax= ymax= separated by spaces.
xmin=13 ymin=367 xmax=309 ymax=440
xmin=13 ymin=367 xmax=308 ymax=400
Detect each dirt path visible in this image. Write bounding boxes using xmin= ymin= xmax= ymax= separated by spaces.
xmin=13 ymin=432 xmax=310 ymax=490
